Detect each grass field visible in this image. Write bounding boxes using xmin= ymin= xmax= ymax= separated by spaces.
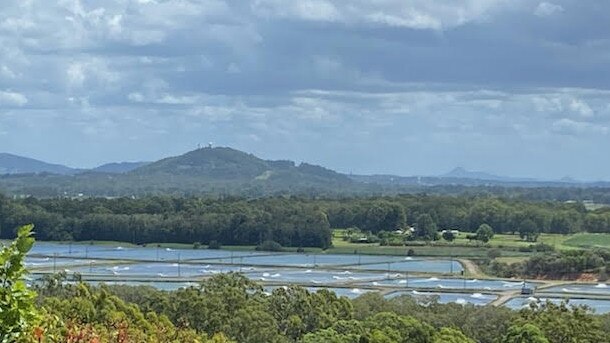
xmin=329 ymin=230 xmax=610 ymax=258
xmin=450 ymin=233 xmax=577 ymax=249
xmin=562 ymin=233 xmax=610 ymax=249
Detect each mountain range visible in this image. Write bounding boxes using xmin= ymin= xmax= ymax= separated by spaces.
xmin=0 ymin=147 xmax=607 ymax=197
xmin=0 ymin=153 xmax=79 ymax=175
xmin=440 ymin=167 xmax=538 ymax=183
xmin=0 ymin=153 xmax=149 ymax=175
xmin=0 ymin=147 xmax=353 ymax=197
xmin=92 ymin=162 xmax=150 ymax=174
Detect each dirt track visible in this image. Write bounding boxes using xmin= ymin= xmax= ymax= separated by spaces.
xmin=458 ymin=259 xmax=485 ymax=278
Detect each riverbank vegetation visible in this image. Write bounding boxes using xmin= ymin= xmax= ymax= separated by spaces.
xmin=484 ymin=248 xmax=610 ymax=279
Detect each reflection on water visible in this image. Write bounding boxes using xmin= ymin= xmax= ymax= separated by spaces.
xmin=70 ymin=263 xmax=248 ymax=277
xmin=365 ymin=278 xmax=536 ymax=291
xmin=541 ymin=283 xmax=610 ymax=295
xmin=504 ymin=296 xmax=610 ymax=314
xmin=385 ymin=290 xmax=497 ymax=306
xmin=248 ymin=269 xmax=383 ymax=284
xmin=353 ymin=260 xmax=463 ymax=274
xmin=265 ymin=286 xmax=373 ymax=299
xmin=23 ymin=242 xmax=610 ymax=311
xmin=26 ymin=242 xmax=462 ymax=273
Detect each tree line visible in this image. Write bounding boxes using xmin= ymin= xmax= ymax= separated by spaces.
xmin=2 ymin=193 xmax=610 ymax=247
xmin=486 ymin=248 xmax=610 ymax=279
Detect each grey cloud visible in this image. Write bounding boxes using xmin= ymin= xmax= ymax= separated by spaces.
xmin=1 ymin=0 xmax=610 ymax=179
xmin=551 ymin=118 xmax=608 ymax=136
xmin=251 ymin=0 xmax=525 ymax=31
xmin=534 ymin=2 xmax=564 ymax=17
xmin=0 ymin=90 xmax=27 ymax=106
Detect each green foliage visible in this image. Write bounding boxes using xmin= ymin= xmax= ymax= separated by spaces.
xmin=442 ymin=230 xmax=455 ymax=242
xmin=0 ymin=224 xmax=39 ymax=342
xmin=365 ymin=312 xmax=435 ymax=343
xmin=486 ymin=248 xmax=610 ymax=279
xmin=487 ymin=248 xmax=502 ymax=260
xmin=502 ymin=324 xmax=549 ymax=343
xmin=0 ymin=147 xmax=353 ymax=197
xmin=2 ymin=197 xmax=610 ymax=342
xmin=414 ymin=214 xmax=439 ymax=241
xmin=519 ymin=220 xmax=540 ymax=242
xmin=207 ymin=240 xmax=221 ymax=249
xmin=23 ymin=271 xmax=610 ymax=343
xmin=513 ymin=301 xmax=608 ymax=343
xmin=0 ymin=196 xmax=333 ymax=248
xmin=269 ymin=286 xmax=353 ymax=340
xmin=301 ymin=328 xmax=360 ymax=343
xmin=434 ymin=327 xmax=475 ymax=343
xmin=256 ymin=240 xmax=284 ymax=252
xmin=351 ymin=292 xmax=516 ymax=343
xmin=3 ymin=193 xmax=610 ymax=251
xmin=563 ymin=233 xmax=610 ymax=249
xmin=476 ymin=224 xmax=494 ymax=243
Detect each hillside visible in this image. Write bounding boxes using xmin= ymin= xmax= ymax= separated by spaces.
xmin=92 ymin=161 xmax=150 ymax=174
xmin=0 ymin=153 xmax=77 ymax=175
xmin=133 ymin=147 xmax=270 ymax=179
xmin=129 ymin=147 xmax=352 ymax=190
xmin=2 ymin=148 xmax=610 ymax=198
xmin=0 ymin=147 xmax=354 ymax=197
xmin=441 ymin=167 xmax=539 ymax=183
xmin=132 ymin=147 xmax=350 ymax=185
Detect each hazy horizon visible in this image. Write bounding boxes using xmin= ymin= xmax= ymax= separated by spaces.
xmin=2 ymin=1 xmax=610 ymax=180
xmin=0 ymin=147 xmax=598 ymax=182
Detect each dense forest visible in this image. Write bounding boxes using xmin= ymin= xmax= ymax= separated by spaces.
xmin=2 ymin=228 xmax=610 ymax=342
xmin=1 ymin=193 xmax=610 ymax=248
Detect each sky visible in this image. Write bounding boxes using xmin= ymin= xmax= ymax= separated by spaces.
xmin=1 ymin=0 xmax=610 ymax=180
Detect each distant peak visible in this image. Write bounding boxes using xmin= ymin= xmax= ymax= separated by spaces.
xmin=559 ymin=176 xmax=578 ymax=183
xmin=448 ymin=167 xmax=467 ymax=174
xmin=441 ymin=167 xmax=504 ymax=181
xmin=0 ymin=152 xmax=77 ymax=175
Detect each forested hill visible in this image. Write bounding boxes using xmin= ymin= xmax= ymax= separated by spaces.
xmin=0 ymin=147 xmax=354 ymax=197
xmin=0 ymin=153 xmax=78 ymax=175
xmin=132 ymin=147 xmax=351 ymax=185
xmin=92 ymin=161 xmax=149 ymax=173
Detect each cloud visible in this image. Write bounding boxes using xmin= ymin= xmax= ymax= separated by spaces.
xmin=0 ymin=17 xmax=35 ymax=31
xmin=551 ymin=118 xmax=607 ymax=136
xmin=226 ymin=63 xmax=241 ymax=74
xmin=569 ymin=98 xmax=594 ymax=118
xmin=0 ymin=90 xmax=27 ymax=106
xmin=0 ymin=65 xmax=17 ymax=79
xmin=65 ymin=59 xmax=120 ymax=89
xmin=252 ymin=0 xmax=341 ymax=22
xmin=534 ymin=2 xmax=564 ymax=17
xmin=1 ymin=0 xmax=610 ymax=179
xmin=128 ymin=92 xmax=200 ymax=105
xmin=251 ymin=0 xmax=520 ymax=30
xmin=127 ymin=92 xmax=145 ymax=103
